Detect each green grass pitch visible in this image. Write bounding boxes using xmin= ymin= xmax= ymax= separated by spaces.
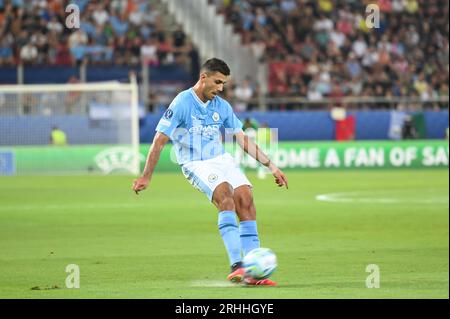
xmin=0 ymin=170 xmax=448 ymax=298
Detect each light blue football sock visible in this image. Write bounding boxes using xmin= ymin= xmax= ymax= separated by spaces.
xmin=218 ymin=211 xmax=242 ymax=266
xmin=239 ymin=220 xmax=260 ymax=256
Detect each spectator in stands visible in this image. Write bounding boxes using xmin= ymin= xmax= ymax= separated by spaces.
xmin=47 ymin=16 xmax=63 ymax=34
xmin=401 ymin=115 xmax=418 ymax=140
xmin=129 ymin=37 xmax=142 ymax=66
xmin=250 ymin=34 xmax=266 ymax=62
xmin=234 ymin=77 xmax=254 ymax=112
xmin=92 ymin=4 xmax=109 ymax=27
xmin=186 ymin=40 xmax=201 ymax=84
xmin=0 ymin=36 xmax=14 ymax=65
xmin=140 ymin=36 xmax=159 ymax=66
xmin=54 ymin=40 xmax=73 ymax=66
xmin=110 ymin=11 xmax=129 ymax=37
xmin=157 ymin=34 xmax=175 ymax=65
xmin=307 ymin=74 xmax=323 ymax=101
xmin=68 ymin=29 xmax=88 ymax=66
xmin=114 ymin=35 xmax=128 ymax=65
xmin=20 ymin=42 xmax=38 ymax=65
xmin=172 ymin=24 xmax=186 ymax=49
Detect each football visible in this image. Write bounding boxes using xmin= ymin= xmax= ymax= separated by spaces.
xmin=243 ymin=247 xmax=277 ymax=280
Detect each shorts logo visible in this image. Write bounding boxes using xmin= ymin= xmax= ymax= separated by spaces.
xmin=208 ymin=173 xmax=218 ymax=183
xmin=164 ymin=108 xmax=173 ymax=119
xmin=212 ymin=112 xmax=220 ymax=122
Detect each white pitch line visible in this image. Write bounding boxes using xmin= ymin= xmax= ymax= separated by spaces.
xmin=316 ymin=191 xmax=449 ymax=205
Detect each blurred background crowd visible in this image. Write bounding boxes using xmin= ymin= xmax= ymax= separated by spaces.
xmin=212 ymin=0 xmax=449 ymax=110
xmin=0 ymin=0 xmax=449 ymax=112
xmin=0 ymin=0 xmax=197 ymax=68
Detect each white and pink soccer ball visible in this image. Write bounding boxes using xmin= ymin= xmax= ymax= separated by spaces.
xmin=243 ymin=248 xmax=277 ymax=280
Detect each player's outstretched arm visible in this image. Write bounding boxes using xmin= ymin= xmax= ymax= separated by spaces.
xmin=235 ymin=131 xmax=288 ymax=189
xmin=132 ymin=132 xmax=170 ymax=194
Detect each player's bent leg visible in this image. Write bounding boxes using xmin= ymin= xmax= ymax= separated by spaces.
xmin=234 ymin=186 xmax=261 ymax=256
xmin=233 ymin=185 xmax=256 ymax=221
xmin=212 ymin=182 xmax=235 ymax=212
xmin=213 ymin=183 xmax=244 ymax=283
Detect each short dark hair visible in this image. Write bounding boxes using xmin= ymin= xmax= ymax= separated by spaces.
xmin=200 ymin=58 xmax=230 ymax=76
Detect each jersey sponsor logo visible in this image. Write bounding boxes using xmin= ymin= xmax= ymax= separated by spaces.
xmin=164 ymin=108 xmax=174 ymax=119
xmin=212 ymin=112 xmax=220 ymax=122
xmin=189 ymin=124 xmax=220 ymax=137
xmin=208 ymin=173 xmax=218 ymax=183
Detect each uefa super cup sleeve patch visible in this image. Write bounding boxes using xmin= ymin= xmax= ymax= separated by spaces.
xmin=164 ymin=108 xmax=173 ymax=119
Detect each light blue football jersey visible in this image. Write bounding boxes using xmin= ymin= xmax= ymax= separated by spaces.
xmin=155 ymin=88 xmax=243 ymax=165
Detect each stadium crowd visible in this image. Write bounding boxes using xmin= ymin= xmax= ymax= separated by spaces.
xmin=212 ymin=0 xmax=449 ymax=110
xmin=0 ymin=0 xmax=195 ymax=68
xmin=0 ymin=0 xmax=449 ymax=111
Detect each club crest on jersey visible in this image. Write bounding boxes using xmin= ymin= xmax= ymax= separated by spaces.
xmin=208 ymin=173 xmax=218 ymax=183
xmin=212 ymin=112 xmax=220 ymax=122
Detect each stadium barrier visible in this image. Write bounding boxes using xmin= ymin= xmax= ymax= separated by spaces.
xmin=0 ymin=64 xmax=192 ymax=84
xmin=140 ymin=110 xmax=449 ymax=142
xmin=1 ymin=140 xmax=447 ymax=175
xmin=1 ymin=110 xmax=447 ymax=146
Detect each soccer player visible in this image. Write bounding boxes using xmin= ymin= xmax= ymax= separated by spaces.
xmin=132 ymin=58 xmax=288 ymax=286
